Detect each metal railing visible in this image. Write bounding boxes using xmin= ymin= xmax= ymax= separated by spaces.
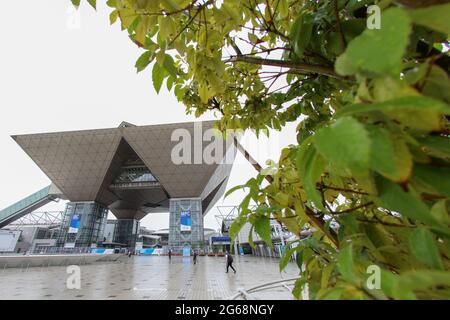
xmin=30 ymin=246 xmax=95 ymax=255
xmin=228 ymin=277 xmax=300 ymax=300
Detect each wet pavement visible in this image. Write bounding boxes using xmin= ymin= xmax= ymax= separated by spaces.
xmin=0 ymin=255 xmax=299 ymax=300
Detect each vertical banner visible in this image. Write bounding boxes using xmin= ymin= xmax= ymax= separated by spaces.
xmin=180 ymin=210 xmax=192 ymax=232
xmin=68 ymin=214 xmax=81 ymax=233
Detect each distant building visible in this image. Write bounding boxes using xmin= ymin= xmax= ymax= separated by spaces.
xmin=150 ymin=227 xmax=216 ymax=247
xmin=0 ymin=225 xmax=59 ymax=254
xmin=223 ymin=218 xmax=299 ymax=258
xmin=0 ymin=121 xmax=236 ymax=252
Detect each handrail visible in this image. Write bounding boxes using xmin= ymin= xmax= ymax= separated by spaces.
xmin=228 ymin=277 xmax=300 ymax=300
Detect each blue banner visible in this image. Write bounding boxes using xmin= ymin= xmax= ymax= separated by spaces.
xmin=180 ymin=210 xmax=191 ymax=232
xmin=68 ymin=214 xmax=81 ymax=234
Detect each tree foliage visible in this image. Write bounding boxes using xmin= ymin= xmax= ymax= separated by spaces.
xmin=74 ymin=0 xmax=450 ymax=299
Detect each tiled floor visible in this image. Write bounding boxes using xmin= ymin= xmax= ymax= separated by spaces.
xmin=0 ymin=255 xmax=299 ymax=300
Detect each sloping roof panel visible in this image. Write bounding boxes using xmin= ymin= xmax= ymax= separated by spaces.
xmin=13 ymin=129 xmax=122 ymax=202
xmin=12 ymin=121 xmax=236 ymax=218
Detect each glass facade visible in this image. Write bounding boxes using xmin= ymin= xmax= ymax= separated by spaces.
xmin=169 ymin=198 xmax=204 ymax=249
xmin=56 ymin=202 xmax=107 ymax=247
xmin=113 ymin=219 xmax=139 ymax=247
xmin=114 ymin=166 xmax=158 ymax=184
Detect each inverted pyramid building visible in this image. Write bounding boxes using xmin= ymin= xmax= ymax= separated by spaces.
xmin=12 ymin=121 xmax=236 ymax=221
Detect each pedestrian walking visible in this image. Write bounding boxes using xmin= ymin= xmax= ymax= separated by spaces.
xmin=193 ymin=250 xmax=198 ymax=265
xmin=168 ymin=248 xmax=172 ymax=260
xmin=225 ymin=251 xmax=236 ymax=273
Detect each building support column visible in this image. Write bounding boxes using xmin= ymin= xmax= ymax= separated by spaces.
xmin=113 ymin=219 xmax=139 ymax=248
xmin=168 ymin=198 xmax=203 ymax=252
xmin=57 ymin=202 xmax=108 ymax=248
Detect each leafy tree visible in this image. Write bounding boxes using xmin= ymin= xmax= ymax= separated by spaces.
xmin=73 ymin=0 xmax=450 ymax=299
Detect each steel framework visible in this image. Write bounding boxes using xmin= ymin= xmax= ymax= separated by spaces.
xmin=8 ymin=211 xmax=63 ymax=228
xmin=214 ymin=205 xmax=257 ymax=230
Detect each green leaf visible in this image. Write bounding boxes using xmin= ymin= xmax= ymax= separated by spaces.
xmin=321 ymin=262 xmax=336 ymax=289
xmin=87 ymin=0 xmax=96 ymax=9
xmin=366 ymin=125 xmax=398 ymax=178
xmin=409 ymin=228 xmax=444 ymax=270
xmin=229 ymin=215 xmax=247 ymax=241
xmin=160 ymin=0 xmax=182 ymax=11
xmin=375 ymin=177 xmax=439 ymax=227
xmin=135 ymin=51 xmax=154 ymax=72
xmin=421 ymin=65 xmax=450 ymax=104
xmin=247 ymin=33 xmax=258 ymax=44
xmin=281 ymin=208 xmax=303 ymax=235
xmin=380 ymin=269 xmax=400 ymax=298
xmin=162 ymin=54 xmax=177 ymax=77
xmin=292 ymin=278 xmax=307 ymax=299
xmin=418 ymin=135 xmax=450 ymax=160
xmin=221 ymin=3 xmax=241 ymax=23
xmin=159 ymin=16 xmax=177 ymax=39
xmin=198 ymin=83 xmax=211 ymax=104
xmin=248 ymin=225 xmax=255 ymax=248
xmin=152 ymin=62 xmax=166 ymax=93
xmin=393 ymin=270 xmax=450 ymax=299
xmin=341 ymin=19 xmax=366 ymax=41
xmin=109 ymin=10 xmax=119 ymax=25
xmin=279 ymin=0 xmax=289 ymax=18
xmin=335 ymin=7 xmax=411 ymax=76
xmin=166 ymin=76 xmax=174 ymax=91
xmin=337 ymin=96 xmax=450 ymax=117
xmin=290 ymin=13 xmax=313 ymax=59
xmin=412 ymin=164 xmax=450 ymax=198
xmin=408 ymin=3 xmax=450 ymax=35
xmin=279 ymin=245 xmax=296 ymax=272
xmin=296 ymin=141 xmax=325 ymax=210
xmin=118 ymin=9 xmax=139 ymax=31
xmin=273 ymin=192 xmax=289 ymax=207
xmin=155 ymin=50 xmax=166 ymax=67
xmin=337 ymin=96 xmax=450 ymax=132
xmin=71 ymin=0 xmax=81 ymax=7
xmin=431 ymin=200 xmax=450 ymax=225
xmin=313 ymin=117 xmax=371 ymax=169
xmin=254 ymin=216 xmax=272 ymax=246
xmin=337 ymin=244 xmax=360 ymax=284
xmin=224 ymin=184 xmax=244 ymax=198
xmin=366 ymin=125 xmax=412 ymax=182
xmin=317 ymin=287 xmax=343 ymax=300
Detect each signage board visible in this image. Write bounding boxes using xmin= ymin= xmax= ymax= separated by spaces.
xmin=68 ymin=214 xmax=81 ymax=234
xmin=180 ymin=210 xmax=192 ymax=232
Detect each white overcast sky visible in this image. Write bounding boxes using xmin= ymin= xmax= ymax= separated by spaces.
xmin=0 ymin=1 xmax=297 ymax=231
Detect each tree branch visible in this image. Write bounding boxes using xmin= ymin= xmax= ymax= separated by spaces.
xmin=224 ymin=55 xmax=343 ymax=79
xmin=168 ymin=3 xmax=204 ymax=46
xmin=320 ymin=184 xmax=369 ymax=195
xmin=332 ymin=202 xmax=374 ymax=215
xmin=233 ymin=137 xmax=340 ymax=248
xmin=334 ymin=0 xmax=347 ymax=49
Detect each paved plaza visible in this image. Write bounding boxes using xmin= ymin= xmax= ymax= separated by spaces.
xmin=0 ymin=255 xmax=299 ymax=300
